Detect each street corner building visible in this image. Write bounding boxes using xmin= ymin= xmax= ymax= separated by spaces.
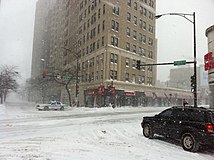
xmin=30 ymin=0 xmax=193 ymax=107
xmin=205 ymin=25 xmax=214 ymax=108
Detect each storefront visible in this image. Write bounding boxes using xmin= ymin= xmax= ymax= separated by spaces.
xmin=144 ymin=92 xmax=155 ymax=106
xmin=154 ymin=92 xmax=167 ymax=106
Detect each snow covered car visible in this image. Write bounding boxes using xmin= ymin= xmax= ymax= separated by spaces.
xmin=36 ymin=101 xmax=65 ymax=111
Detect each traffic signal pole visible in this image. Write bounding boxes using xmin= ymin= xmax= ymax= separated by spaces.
xmin=136 ymin=60 xmax=197 ymax=106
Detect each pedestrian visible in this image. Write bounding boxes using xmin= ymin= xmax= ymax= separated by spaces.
xmin=183 ymin=99 xmax=188 ymax=107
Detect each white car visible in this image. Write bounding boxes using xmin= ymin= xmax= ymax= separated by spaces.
xmin=36 ymin=101 xmax=65 ymax=111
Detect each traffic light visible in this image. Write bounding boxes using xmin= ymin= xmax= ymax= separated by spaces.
xmin=42 ymin=71 xmax=47 ymax=78
xmin=136 ymin=60 xmax=141 ymax=70
xmin=190 ymin=75 xmax=196 ymax=92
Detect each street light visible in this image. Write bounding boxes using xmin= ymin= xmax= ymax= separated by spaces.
xmin=155 ymin=12 xmax=197 ymax=107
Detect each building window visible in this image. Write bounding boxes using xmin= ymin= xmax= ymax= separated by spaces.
xmin=142 ymin=35 xmax=146 ymax=43
xmin=138 ymin=75 xmax=142 ymax=84
xmin=113 ymin=5 xmax=119 ymax=15
xmin=110 ymin=53 xmax=114 ymax=63
xmin=98 ymin=9 xmax=101 ymax=19
xmin=143 ymin=8 xmax=147 ymax=16
xmin=134 ymin=2 xmax=137 ymax=10
xmin=102 ymin=36 xmax=104 ymax=46
xmin=142 ymin=21 xmax=146 ymax=30
xmin=132 ymin=74 xmax=136 ymax=83
xmin=127 ymin=12 xmax=131 ymax=21
xmin=87 ymin=19 xmax=90 ymax=28
xmin=148 ymin=37 xmax=153 ymax=46
xmin=149 ymin=25 xmax=153 ymax=33
xmin=127 ymin=0 xmax=131 ymax=7
xmin=148 ymin=51 xmax=153 ymax=59
xmin=139 ymin=47 xmax=142 ymax=55
xmin=149 ymin=11 xmax=154 ymax=20
xmin=148 ymin=66 xmax=152 ymax=72
xmin=142 ymin=76 xmax=145 ymax=84
xmin=139 ymin=33 xmax=142 ymax=42
xmin=125 ymin=58 xmax=129 ymax=67
xmin=141 ymin=62 xmax=146 ymax=70
xmin=127 ymin=27 xmax=130 ymax=36
xmin=133 ymin=16 xmax=137 ymax=25
xmin=98 ymin=24 xmax=100 ymax=34
xmin=101 ymin=70 xmax=103 ymax=80
xmin=88 ymin=5 xmax=90 ymax=14
xmin=111 ymin=53 xmax=118 ymax=64
xmin=139 ymin=19 xmax=143 ymax=28
xmin=125 ymin=72 xmax=129 ymax=82
xmin=133 ymin=30 xmax=137 ymax=39
xmin=96 ymin=55 xmax=99 ymax=64
xmin=97 ymin=39 xmax=100 ymax=49
xmin=112 ymin=20 xmax=119 ymax=31
xmin=133 ymin=45 xmax=136 ymax=53
xmin=111 ymin=36 xmax=118 ymax=47
xmin=132 ymin=59 xmax=136 ymax=68
xmin=96 ymin=71 xmax=98 ymax=80
xmin=126 ymin=42 xmax=130 ymax=51
xmin=110 ymin=70 xmax=117 ymax=80
xmin=147 ymin=77 xmax=152 ymax=85
xmin=102 ymin=20 xmax=105 ymax=31
xmin=103 ymin=4 xmax=105 ymax=14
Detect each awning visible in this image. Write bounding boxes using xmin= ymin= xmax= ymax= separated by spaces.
xmin=124 ymin=92 xmax=136 ymax=96
xmin=176 ymin=93 xmax=184 ymax=99
xmin=165 ymin=93 xmax=176 ymax=98
xmin=155 ymin=92 xmax=166 ymax=98
xmin=144 ymin=92 xmax=154 ymax=97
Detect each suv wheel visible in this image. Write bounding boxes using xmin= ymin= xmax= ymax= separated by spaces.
xmin=60 ymin=106 xmax=64 ymax=111
xmin=181 ymin=133 xmax=199 ymax=152
xmin=143 ymin=123 xmax=154 ymax=139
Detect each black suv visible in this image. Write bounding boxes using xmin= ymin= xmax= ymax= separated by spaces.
xmin=141 ymin=106 xmax=214 ymax=152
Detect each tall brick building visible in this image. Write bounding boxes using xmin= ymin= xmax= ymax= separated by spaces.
xmin=31 ymin=0 xmax=192 ymax=107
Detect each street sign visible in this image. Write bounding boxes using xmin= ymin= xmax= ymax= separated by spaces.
xmin=174 ymin=60 xmax=186 ymax=66
xmin=63 ymin=76 xmax=72 ymax=80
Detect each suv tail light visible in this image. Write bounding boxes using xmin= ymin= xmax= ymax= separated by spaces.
xmin=205 ymin=124 xmax=214 ymax=134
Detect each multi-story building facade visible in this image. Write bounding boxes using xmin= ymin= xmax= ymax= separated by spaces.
xmin=168 ymin=66 xmax=209 ymax=105
xmin=205 ymin=25 xmax=214 ymax=108
xmin=31 ymin=0 xmax=56 ymax=78
xmin=73 ymin=0 xmax=157 ymax=106
xmin=31 ymin=0 xmax=193 ymax=107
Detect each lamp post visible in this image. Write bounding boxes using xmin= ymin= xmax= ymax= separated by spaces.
xmin=155 ymin=12 xmax=197 ymax=107
xmin=41 ymin=58 xmax=46 ymax=103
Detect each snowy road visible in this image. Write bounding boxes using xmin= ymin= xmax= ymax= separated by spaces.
xmin=0 ymin=100 xmax=214 ymax=160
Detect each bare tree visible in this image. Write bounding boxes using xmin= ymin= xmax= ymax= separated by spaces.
xmin=0 ymin=65 xmax=20 ymax=103
xmin=51 ymin=67 xmax=77 ymax=107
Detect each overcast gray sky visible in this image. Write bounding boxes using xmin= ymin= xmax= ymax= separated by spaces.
xmin=0 ymin=0 xmax=213 ymax=82
xmin=0 ymin=0 xmax=36 ymax=82
xmin=156 ymin=0 xmax=214 ymax=81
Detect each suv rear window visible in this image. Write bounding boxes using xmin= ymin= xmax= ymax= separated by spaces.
xmin=187 ymin=109 xmax=207 ymax=122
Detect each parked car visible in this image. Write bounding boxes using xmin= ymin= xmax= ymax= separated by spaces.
xmin=141 ymin=106 xmax=214 ymax=152
xmin=36 ymin=101 xmax=65 ymax=111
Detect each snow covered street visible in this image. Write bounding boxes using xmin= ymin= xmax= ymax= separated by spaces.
xmin=0 ymin=95 xmax=214 ymax=160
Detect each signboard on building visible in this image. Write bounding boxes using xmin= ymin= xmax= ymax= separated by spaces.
xmin=204 ymin=52 xmax=214 ymax=71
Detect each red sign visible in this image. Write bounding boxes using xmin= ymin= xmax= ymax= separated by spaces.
xmin=111 ymin=87 xmax=116 ymax=95
xmin=204 ymin=52 xmax=212 ymax=62
xmin=205 ymin=61 xmax=214 ymax=71
xmin=204 ymin=52 xmax=213 ymax=71
xmin=124 ymin=92 xmax=136 ymax=96
xmin=98 ymin=85 xmax=104 ymax=95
